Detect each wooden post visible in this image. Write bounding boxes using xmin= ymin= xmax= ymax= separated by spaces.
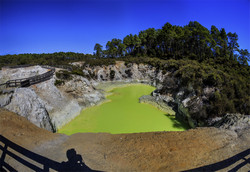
xmin=0 ymin=144 xmax=7 ymax=169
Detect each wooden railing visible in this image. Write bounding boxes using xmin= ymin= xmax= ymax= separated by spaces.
xmin=0 ymin=135 xmax=96 ymax=172
xmin=0 ymin=66 xmax=55 ymax=88
xmin=2 ymin=64 xmax=34 ymax=69
xmin=3 ymin=65 xmax=72 ymax=71
xmin=0 ymin=135 xmax=61 ymax=171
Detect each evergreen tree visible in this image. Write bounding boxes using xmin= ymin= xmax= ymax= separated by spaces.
xmin=227 ymin=32 xmax=239 ymax=60
xmin=238 ymin=49 xmax=250 ymax=65
xmin=94 ymin=43 xmax=103 ymax=58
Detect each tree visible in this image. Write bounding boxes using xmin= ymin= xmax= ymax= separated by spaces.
xmin=144 ymin=28 xmax=158 ymax=56
xmin=227 ymin=32 xmax=239 ymax=60
xmin=184 ymin=21 xmax=211 ymax=60
xmin=138 ymin=31 xmax=148 ymax=56
xmin=173 ymin=26 xmax=184 ymax=58
xmin=210 ymin=25 xmax=221 ymax=57
xmin=158 ymin=22 xmax=175 ymax=56
xmin=123 ymin=34 xmax=134 ymax=55
xmin=97 ymin=21 xmax=246 ymax=64
xmin=220 ymin=28 xmax=228 ymax=57
xmin=105 ymin=39 xmax=124 ymax=58
xmin=118 ymin=43 xmax=126 ymax=57
xmin=94 ymin=43 xmax=103 ymax=58
xmin=238 ymin=49 xmax=250 ymax=65
xmin=133 ymin=34 xmax=141 ymax=56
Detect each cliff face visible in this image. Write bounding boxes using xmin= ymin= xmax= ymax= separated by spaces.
xmin=84 ymin=61 xmax=160 ymax=84
xmin=0 ymin=88 xmax=54 ymax=132
xmin=0 ymin=62 xmax=249 ymax=132
xmin=83 ymin=62 xmax=210 ymax=128
xmin=0 ymin=63 xmax=162 ymax=132
xmin=0 ymin=66 xmax=105 ymax=131
xmin=84 ymin=61 xmax=249 ymax=129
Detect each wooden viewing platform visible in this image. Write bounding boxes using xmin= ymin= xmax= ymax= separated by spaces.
xmin=0 ymin=65 xmax=55 ymax=89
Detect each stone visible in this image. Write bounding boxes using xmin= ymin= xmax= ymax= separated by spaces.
xmin=4 ymin=88 xmax=54 ymax=132
xmin=0 ymin=92 xmax=13 ymax=107
xmin=213 ymin=113 xmax=250 ymax=131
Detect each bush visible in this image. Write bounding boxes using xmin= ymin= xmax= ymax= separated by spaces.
xmin=71 ymin=69 xmax=85 ymax=77
xmin=55 ymin=71 xmax=72 ymax=80
xmin=110 ymin=70 xmax=115 ymax=80
xmin=84 ymin=58 xmax=116 ymax=67
xmin=54 ymin=79 xmax=65 ymax=86
xmin=125 ymin=69 xmax=132 ymax=77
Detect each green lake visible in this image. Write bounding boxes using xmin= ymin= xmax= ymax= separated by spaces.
xmin=58 ymin=84 xmax=188 ymax=135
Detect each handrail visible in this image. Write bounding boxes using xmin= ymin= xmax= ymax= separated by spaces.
xmin=0 ymin=135 xmax=96 ymax=172
xmin=3 ymin=64 xmax=34 ymax=69
xmin=0 ymin=135 xmax=62 ymax=171
xmin=3 ymin=64 xmax=72 ymax=71
xmin=0 ymin=66 xmax=55 ymax=88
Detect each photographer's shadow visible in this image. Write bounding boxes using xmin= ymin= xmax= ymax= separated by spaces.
xmin=60 ymin=148 xmax=98 ymax=172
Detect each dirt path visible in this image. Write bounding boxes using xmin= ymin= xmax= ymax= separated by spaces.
xmin=0 ymin=108 xmax=249 ymax=171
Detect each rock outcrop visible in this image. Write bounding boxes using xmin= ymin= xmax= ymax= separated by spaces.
xmin=85 ymin=61 xmax=160 ymax=84
xmin=1 ymin=88 xmax=54 ymax=132
xmin=0 ymin=62 xmax=249 ymax=131
xmin=0 ymin=65 xmax=48 ymax=83
xmin=212 ymin=113 xmax=250 ymax=131
xmin=139 ymin=95 xmax=175 ymax=115
xmin=83 ymin=62 xmax=218 ymax=128
xmin=89 ymin=62 xmax=248 ymax=130
xmin=0 ymin=66 xmax=105 ymax=131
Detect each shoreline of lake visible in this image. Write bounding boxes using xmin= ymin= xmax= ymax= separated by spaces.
xmin=58 ymin=84 xmax=188 ymax=135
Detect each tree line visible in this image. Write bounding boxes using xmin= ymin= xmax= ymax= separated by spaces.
xmin=94 ymin=21 xmax=249 ymax=65
xmin=0 ymin=52 xmax=93 ymax=69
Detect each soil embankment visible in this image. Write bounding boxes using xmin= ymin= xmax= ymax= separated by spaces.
xmin=1 ymin=108 xmax=249 ymax=171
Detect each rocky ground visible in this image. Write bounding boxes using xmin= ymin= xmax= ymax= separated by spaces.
xmin=0 ymin=108 xmax=249 ymax=171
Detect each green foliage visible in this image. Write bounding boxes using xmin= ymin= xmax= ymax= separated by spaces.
xmin=84 ymin=58 xmax=116 ymax=67
xmin=0 ymin=52 xmax=93 ymax=69
xmin=96 ymin=21 xmax=248 ymax=66
xmin=55 ymin=70 xmax=72 ymax=80
xmin=121 ymin=57 xmax=249 ymax=117
xmin=54 ymin=79 xmax=65 ymax=86
xmin=94 ymin=43 xmax=103 ymax=58
xmin=110 ymin=70 xmax=115 ymax=80
xmin=0 ymin=20 xmax=249 ymax=119
xmin=105 ymin=39 xmax=124 ymax=58
xmin=125 ymin=69 xmax=132 ymax=77
xmin=238 ymin=49 xmax=250 ymax=65
xmin=71 ymin=69 xmax=85 ymax=77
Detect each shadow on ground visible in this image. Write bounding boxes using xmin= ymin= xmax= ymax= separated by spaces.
xmin=0 ymin=135 xmax=99 ymax=172
xmin=183 ymin=148 xmax=250 ymax=172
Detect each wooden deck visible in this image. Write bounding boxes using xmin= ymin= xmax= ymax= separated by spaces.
xmin=0 ymin=65 xmax=55 ymax=88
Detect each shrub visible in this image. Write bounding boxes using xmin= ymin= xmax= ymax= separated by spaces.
xmin=110 ymin=70 xmax=115 ymax=80
xmin=55 ymin=71 xmax=72 ymax=80
xmin=54 ymin=79 xmax=65 ymax=86
xmin=125 ymin=69 xmax=132 ymax=77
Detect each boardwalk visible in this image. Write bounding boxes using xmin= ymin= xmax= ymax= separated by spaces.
xmin=0 ymin=65 xmax=55 ymax=89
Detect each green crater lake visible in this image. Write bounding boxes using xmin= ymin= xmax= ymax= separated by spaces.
xmin=59 ymin=84 xmax=188 ymax=135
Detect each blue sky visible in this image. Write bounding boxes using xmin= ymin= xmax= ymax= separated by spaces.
xmin=0 ymin=0 xmax=249 ymax=55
